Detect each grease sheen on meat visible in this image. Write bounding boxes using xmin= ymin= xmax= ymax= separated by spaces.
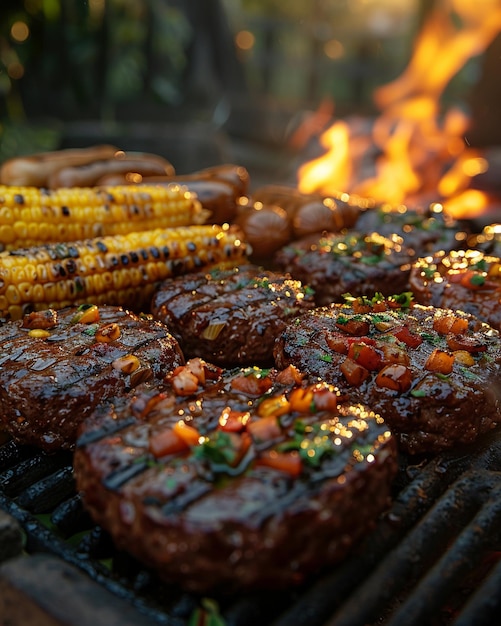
xmin=150 ymin=264 xmax=315 ymax=366
xmin=273 ymin=297 xmax=501 ymax=454
xmin=0 ymin=305 xmax=184 ymax=451
xmin=74 ymin=361 xmax=397 ymax=593
xmin=409 ymin=249 xmax=501 ymax=331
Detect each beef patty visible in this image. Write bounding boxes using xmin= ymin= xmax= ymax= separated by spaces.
xmin=150 ymin=264 xmax=315 ymax=366
xmin=273 ymin=295 xmax=501 ymax=454
xmin=0 ymin=305 xmax=184 ymax=451
xmin=273 ymin=231 xmax=413 ymax=307
xmin=409 ymin=249 xmax=501 ymax=331
xmin=74 ymin=360 xmax=397 ymax=593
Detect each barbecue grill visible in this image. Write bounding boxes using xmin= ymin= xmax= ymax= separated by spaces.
xmin=1 ymin=429 xmax=500 ymax=626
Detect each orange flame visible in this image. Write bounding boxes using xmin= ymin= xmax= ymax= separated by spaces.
xmin=298 ymin=0 xmax=501 ymax=219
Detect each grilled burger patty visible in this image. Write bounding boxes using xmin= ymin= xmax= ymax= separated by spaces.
xmin=150 ymin=264 xmax=315 ymax=366
xmin=273 ymin=231 xmax=413 ymax=307
xmin=0 ymin=304 xmax=184 ymax=451
xmin=73 ymin=360 xmax=397 ymax=593
xmin=273 ymin=296 xmax=501 ymax=454
xmin=409 ymin=249 xmax=501 ymax=331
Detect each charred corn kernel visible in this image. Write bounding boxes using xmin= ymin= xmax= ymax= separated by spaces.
xmin=0 ymin=184 xmax=206 ymax=251
xmin=113 ymin=354 xmax=140 ymax=374
xmin=0 ymin=225 xmax=248 ymax=320
xmin=95 ymin=322 xmax=121 ymax=342
xmin=28 ymin=328 xmax=50 ymax=338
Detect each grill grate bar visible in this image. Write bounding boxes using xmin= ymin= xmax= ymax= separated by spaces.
xmin=0 ymin=451 xmax=71 ymax=496
xmin=1 ymin=432 xmax=501 ymax=626
xmin=452 ymin=555 xmax=501 ymax=626
xmin=385 ymin=480 xmax=501 ymax=626
xmin=318 ymin=471 xmax=500 ymax=626
xmin=16 ymin=465 xmax=76 ymax=513
xmin=0 ymin=491 xmax=185 ymax=626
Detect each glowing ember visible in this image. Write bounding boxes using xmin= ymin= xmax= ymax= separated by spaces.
xmin=297 ymin=0 xmax=501 ymax=219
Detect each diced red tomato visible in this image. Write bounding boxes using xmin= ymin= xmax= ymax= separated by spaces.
xmin=168 ymin=366 xmax=199 ymax=396
xmin=149 ymin=428 xmax=188 ymax=458
xmin=311 ymin=385 xmax=341 ymax=411
xmin=231 ymin=372 xmax=273 ymax=396
xmin=380 ymin=343 xmax=410 ymax=366
xmin=254 ymin=450 xmax=303 ymax=477
xmin=446 ymin=334 xmax=487 ymax=353
xmin=335 ymin=317 xmax=371 ymax=336
xmin=226 ymin=431 xmax=253 ymax=467
xmin=275 ymin=364 xmax=304 ymax=385
xmin=247 ymin=415 xmax=282 ymax=442
xmin=392 ymin=326 xmax=423 ymax=348
xmin=433 ymin=313 xmax=469 ymax=335
xmin=173 ymin=420 xmax=201 ymax=446
xmin=218 ymin=407 xmax=251 ymax=432
xmin=184 ymin=357 xmax=223 ymax=385
xmin=375 ymin=364 xmax=413 ymax=392
xmin=325 ymin=333 xmax=348 ymax=354
xmin=340 ymin=357 xmax=370 ymax=386
xmin=347 ymin=341 xmax=382 ymax=370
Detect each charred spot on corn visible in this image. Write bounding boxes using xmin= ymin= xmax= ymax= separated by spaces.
xmin=0 ymin=224 xmax=249 ymax=320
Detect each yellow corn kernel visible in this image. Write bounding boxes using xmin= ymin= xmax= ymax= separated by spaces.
xmin=28 ymin=328 xmax=50 ymax=338
xmin=0 ymin=224 xmax=249 ymax=320
xmin=0 ymin=184 xmax=205 ymax=251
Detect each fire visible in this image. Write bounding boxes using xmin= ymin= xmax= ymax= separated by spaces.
xmin=297 ymin=0 xmax=501 ymax=219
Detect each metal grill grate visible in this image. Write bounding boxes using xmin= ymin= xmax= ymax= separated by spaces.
xmin=1 ymin=431 xmax=501 ymax=626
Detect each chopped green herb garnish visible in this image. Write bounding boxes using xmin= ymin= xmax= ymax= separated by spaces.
xmin=318 ymin=353 xmax=333 ymax=363
xmin=410 ymin=389 xmax=427 ymax=398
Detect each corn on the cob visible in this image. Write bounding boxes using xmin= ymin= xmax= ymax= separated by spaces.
xmin=0 ymin=224 xmax=249 ymax=320
xmin=0 ymin=183 xmax=207 ymax=251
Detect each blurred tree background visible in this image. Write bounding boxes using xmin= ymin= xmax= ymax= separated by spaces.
xmin=0 ymin=0 xmax=447 ymax=174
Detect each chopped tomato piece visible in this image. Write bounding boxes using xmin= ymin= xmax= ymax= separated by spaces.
xmin=173 ymin=420 xmax=201 ymax=446
xmin=425 ymin=349 xmax=455 ymax=374
xmin=325 ymin=332 xmax=348 ymax=354
xmin=167 ymin=366 xmax=199 ymax=396
xmin=222 ymin=431 xmax=253 ymax=467
xmin=149 ymin=428 xmax=188 ymax=457
xmin=184 ymin=357 xmax=222 ymax=385
xmin=218 ymin=407 xmax=251 ymax=432
xmin=247 ymin=415 xmax=281 ymax=442
xmin=433 ymin=314 xmax=468 ymax=335
xmin=340 ymin=357 xmax=370 ymax=386
xmin=231 ymin=372 xmax=273 ymax=395
xmin=255 ymin=450 xmax=303 ymax=477
xmin=455 ymin=270 xmax=496 ymax=290
xmin=392 ymin=326 xmax=423 ymax=348
xmin=275 ymin=364 xmax=304 ymax=385
xmin=380 ymin=343 xmax=410 ymax=366
xmin=375 ymin=364 xmax=413 ymax=392
xmin=312 ymin=385 xmax=341 ymax=411
xmin=335 ymin=317 xmax=371 ymax=336
xmin=446 ymin=333 xmax=487 ymax=353
xmin=347 ymin=341 xmax=382 ymax=370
